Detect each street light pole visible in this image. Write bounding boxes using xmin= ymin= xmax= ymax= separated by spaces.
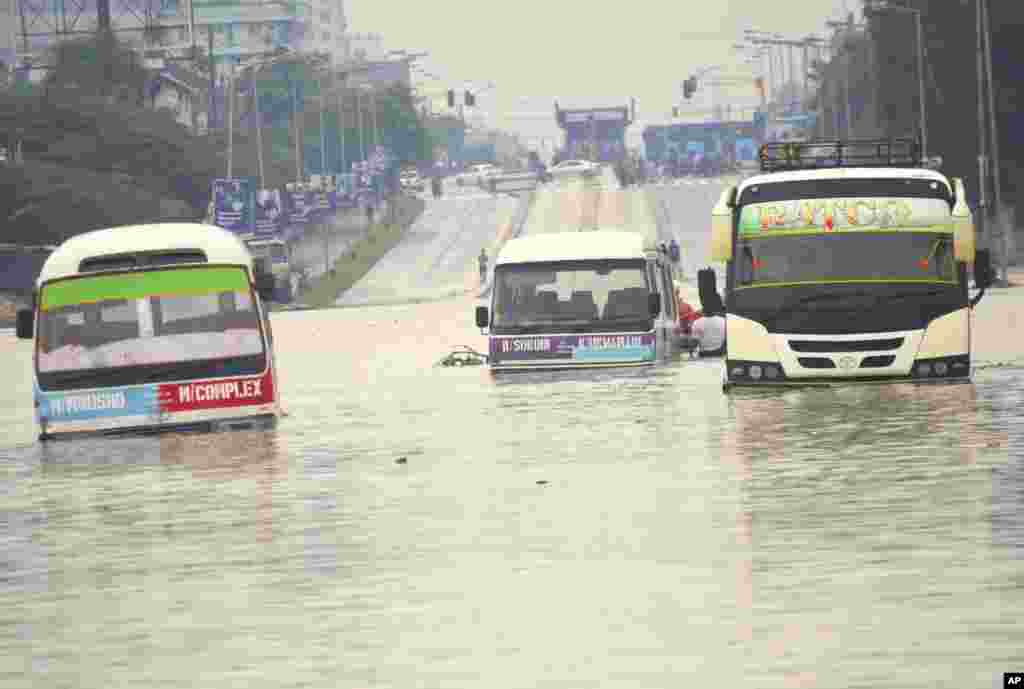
xmin=320 ymin=73 xmax=328 ymax=174
xmin=255 ymin=74 xmax=265 ymax=188
xmin=291 ymin=80 xmax=301 ymax=181
xmin=914 ymin=10 xmax=927 ymax=157
xmin=981 ymin=0 xmax=1007 ymax=285
xmin=227 ymin=63 xmax=235 ymax=178
xmin=975 ymin=0 xmax=988 ymax=249
xmin=357 ymin=88 xmax=365 ymax=161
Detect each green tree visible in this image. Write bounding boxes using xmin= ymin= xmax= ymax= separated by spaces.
xmin=45 ymin=33 xmax=147 ymax=104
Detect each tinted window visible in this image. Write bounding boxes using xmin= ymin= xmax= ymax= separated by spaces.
xmin=738 ymin=178 xmax=953 ymax=208
xmin=492 ymin=260 xmax=650 ymax=332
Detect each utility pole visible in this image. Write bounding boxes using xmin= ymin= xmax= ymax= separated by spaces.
xmin=291 ymin=80 xmax=301 ymax=181
xmin=981 ymin=0 xmax=1007 ymax=285
xmin=337 ymin=75 xmax=346 ymax=175
xmin=208 ymin=29 xmax=216 ymax=133
xmin=320 ymin=72 xmax=327 ymax=174
xmin=227 ymin=64 xmax=234 ymax=178
xmin=255 ymin=72 xmax=265 ymax=188
xmin=357 ymin=88 xmax=365 ymax=162
xmin=975 ymin=0 xmax=988 ymax=253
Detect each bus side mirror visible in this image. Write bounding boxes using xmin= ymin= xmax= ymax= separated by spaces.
xmin=951 ymin=178 xmax=975 ymax=261
xmin=15 ymin=309 xmax=33 ymax=339
xmin=710 ymin=186 xmax=736 ymax=262
xmin=648 ymin=292 xmax=661 ymax=317
xmin=475 ymin=306 xmax=489 ymax=328
xmin=698 ymin=268 xmax=723 ymax=315
xmin=974 ymin=249 xmax=994 ymax=290
xmin=254 ymin=268 xmax=276 ymax=303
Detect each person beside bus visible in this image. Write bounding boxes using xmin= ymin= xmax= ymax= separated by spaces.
xmin=478 ymin=248 xmax=489 ymax=285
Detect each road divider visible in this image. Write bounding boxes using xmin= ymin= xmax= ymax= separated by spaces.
xmin=294 ymin=195 xmax=426 ymax=309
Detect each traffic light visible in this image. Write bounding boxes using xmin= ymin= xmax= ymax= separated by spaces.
xmin=447 ymin=89 xmax=455 ymax=108
xmin=672 ymin=106 xmax=679 ymax=117
xmin=683 ymin=76 xmax=697 ymax=100
xmin=465 ymin=90 xmax=475 ymax=107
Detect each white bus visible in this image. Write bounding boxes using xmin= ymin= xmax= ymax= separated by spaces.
xmin=245 ymin=238 xmax=293 ymax=302
xmin=475 ymin=230 xmax=684 ymax=371
xmin=14 ymin=223 xmax=283 ymax=440
xmin=705 ymin=139 xmax=995 ymax=390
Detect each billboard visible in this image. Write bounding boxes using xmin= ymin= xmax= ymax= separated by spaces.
xmin=212 ymin=178 xmax=255 ymax=235
xmin=254 ymin=189 xmax=284 ymax=237
xmin=642 ymin=121 xmax=756 ymax=163
xmin=347 ymin=60 xmax=412 ymax=89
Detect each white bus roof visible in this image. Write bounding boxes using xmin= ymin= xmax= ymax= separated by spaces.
xmin=38 ymin=223 xmax=253 ymax=284
xmin=495 ymin=230 xmax=656 ymax=266
xmin=737 ymin=166 xmax=953 ymax=197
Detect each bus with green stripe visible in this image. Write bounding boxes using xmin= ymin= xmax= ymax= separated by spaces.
xmin=14 ymin=223 xmax=283 ymax=440
xmin=704 ymin=139 xmax=996 ymax=389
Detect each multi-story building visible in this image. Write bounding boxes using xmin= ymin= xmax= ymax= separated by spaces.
xmin=1 ymin=0 xmax=15 ymax=76
xmin=12 ymin=0 xmax=350 ymax=78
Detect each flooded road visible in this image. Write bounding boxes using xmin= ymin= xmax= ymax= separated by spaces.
xmin=1 ymin=178 xmax=1023 ymax=688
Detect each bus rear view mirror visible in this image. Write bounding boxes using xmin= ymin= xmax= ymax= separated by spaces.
xmin=648 ymin=292 xmax=661 ymax=317
xmin=951 ymin=178 xmax=975 ymax=261
xmin=254 ymin=269 xmax=276 ymax=303
xmin=475 ymin=306 xmax=489 ymax=328
xmin=698 ymin=268 xmax=723 ymax=315
xmin=710 ymin=186 xmax=736 ymax=262
xmin=15 ymin=309 xmax=33 ymax=339
xmin=974 ymin=249 xmax=994 ymax=290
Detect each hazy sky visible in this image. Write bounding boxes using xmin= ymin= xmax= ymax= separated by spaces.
xmin=348 ymin=0 xmax=857 ymax=146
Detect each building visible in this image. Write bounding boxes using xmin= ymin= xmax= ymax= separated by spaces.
xmin=1 ymin=0 xmax=13 ymax=69
xmin=347 ymin=59 xmax=412 ymax=90
xmin=149 ymin=63 xmax=209 ymax=132
xmin=555 ymin=104 xmax=634 ymax=163
xmin=348 ymin=32 xmax=385 ymax=62
xmin=12 ymin=0 xmax=350 ymax=80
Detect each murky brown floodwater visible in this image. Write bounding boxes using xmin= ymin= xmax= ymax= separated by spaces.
xmin=1 ymin=293 xmax=1021 ymax=689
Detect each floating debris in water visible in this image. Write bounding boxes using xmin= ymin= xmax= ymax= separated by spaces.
xmin=536 ymin=480 xmax=548 ymax=485
xmin=396 ymin=457 xmax=408 ymax=464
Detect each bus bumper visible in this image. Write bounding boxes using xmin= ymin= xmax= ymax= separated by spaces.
xmin=39 ymin=413 xmax=278 ymax=442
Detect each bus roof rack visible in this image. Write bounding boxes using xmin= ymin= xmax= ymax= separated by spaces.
xmin=758 ymin=137 xmax=923 ymax=173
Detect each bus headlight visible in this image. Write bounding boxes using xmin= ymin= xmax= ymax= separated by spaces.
xmin=727 ymin=360 xmax=785 ymax=382
xmin=912 ymin=355 xmax=969 ymax=379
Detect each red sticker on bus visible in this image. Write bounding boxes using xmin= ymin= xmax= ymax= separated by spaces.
xmin=158 ymin=370 xmax=274 ymax=413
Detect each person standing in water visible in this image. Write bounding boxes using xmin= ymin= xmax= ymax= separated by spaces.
xmin=478 ymin=248 xmax=489 ymax=285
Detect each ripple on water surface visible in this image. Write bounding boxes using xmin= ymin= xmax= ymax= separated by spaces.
xmin=0 ymin=308 xmax=1022 ymax=688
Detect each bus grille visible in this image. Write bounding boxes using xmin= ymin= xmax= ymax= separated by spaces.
xmin=797 ymin=357 xmax=836 ymax=369
xmin=789 ymin=338 xmax=904 ymax=353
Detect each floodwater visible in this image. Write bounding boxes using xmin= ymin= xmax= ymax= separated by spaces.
xmin=1 ymin=297 xmax=1022 ymax=689
xmin=1 ymin=174 xmax=1023 ymax=688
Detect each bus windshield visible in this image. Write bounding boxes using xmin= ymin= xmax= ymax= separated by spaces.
xmin=734 ymin=195 xmax=957 ymax=288
xmin=492 ymin=259 xmax=650 ymax=334
xmin=36 ymin=265 xmax=266 ymax=391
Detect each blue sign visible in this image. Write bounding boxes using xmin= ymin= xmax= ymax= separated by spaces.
xmin=735 ymin=137 xmax=756 ymax=162
xmin=212 ymin=178 xmax=255 ymax=234
xmin=287 ymin=190 xmax=311 ymax=225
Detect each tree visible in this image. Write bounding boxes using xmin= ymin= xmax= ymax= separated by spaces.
xmin=45 ymin=33 xmax=147 ymax=104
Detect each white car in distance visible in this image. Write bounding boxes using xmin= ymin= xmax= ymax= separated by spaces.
xmin=549 ymin=159 xmax=600 ymax=179
xmin=457 ymin=163 xmax=501 ymax=187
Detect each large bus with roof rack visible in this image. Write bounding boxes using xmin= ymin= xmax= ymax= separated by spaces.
xmin=702 ymin=138 xmax=996 ymax=390
xmin=14 ymin=223 xmax=283 ymax=440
